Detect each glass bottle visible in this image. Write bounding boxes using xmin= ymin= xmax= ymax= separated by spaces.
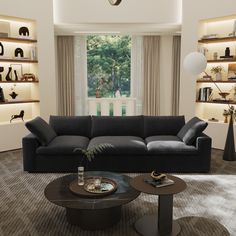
xmin=78 ymin=166 xmax=84 ymax=186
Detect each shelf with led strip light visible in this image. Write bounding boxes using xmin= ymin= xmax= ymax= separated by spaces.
xmin=198 ymin=36 xmax=236 ymax=44
xmin=0 ymin=99 xmax=40 ymax=105
xmin=0 ymin=15 xmax=39 ymax=125
xmin=0 ymin=37 xmax=37 ymax=43
xmin=196 ymin=16 xmax=236 ymax=127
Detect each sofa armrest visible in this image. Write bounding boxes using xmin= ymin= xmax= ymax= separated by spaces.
xmin=196 ymin=133 xmax=212 ymax=151
xmin=22 ymin=133 xmax=40 ymax=171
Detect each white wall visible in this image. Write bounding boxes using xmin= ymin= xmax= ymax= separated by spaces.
xmin=180 ymin=0 xmax=236 ymax=149
xmin=53 ymin=0 xmax=182 ymax=24
xmin=0 ymin=0 xmax=57 ymax=151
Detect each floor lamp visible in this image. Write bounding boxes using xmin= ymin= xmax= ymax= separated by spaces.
xmin=183 ymin=52 xmax=236 ymax=161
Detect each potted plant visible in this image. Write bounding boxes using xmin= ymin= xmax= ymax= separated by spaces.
xmin=210 ymin=65 xmax=224 ymax=81
xmin=73 ymin=143 xmax=113 ymax=185
xmin=223 ymin=106 xmax=236 ymax=123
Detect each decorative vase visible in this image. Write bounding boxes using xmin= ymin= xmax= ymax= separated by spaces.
xmin=14 ymin=70 xmax=18 ymax=81
xmin=215 ymin=72 xmax=222 ymax=81
xmin=78 ymin=166 xmax=85 ymax=186
xmin=96 ymin=89 xmax=101 ymax=98
xmin=0 ymin=42 xmax=4 ymax=56
xmin=223 ymin=114 xmax=229 ymax=123
xmin=0 ymin=66 xmax=3 ymax=81
xmin=0 ymin=86 xmax=5 ymax=102
xmin=5 ymin=67 xmax=12 ymax=81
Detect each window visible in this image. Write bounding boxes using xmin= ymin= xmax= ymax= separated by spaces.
xmin=87 ymin=35 xmax=131 ymax=98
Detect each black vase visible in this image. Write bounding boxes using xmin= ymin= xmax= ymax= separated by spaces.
xmin=14 ymin=70 xmax=18 ymax=81
xmin=0 ymin=86 xmax=5 ymax=102
xmin=225 ymin=47 xmax=230 ymax=57
xmin=0 ymin=66 xmax=3 ymax=81
xmin=5 ymin=67 xmax=12 ymax=81
xmin=0 ymin=42 xmax=4 ymax=56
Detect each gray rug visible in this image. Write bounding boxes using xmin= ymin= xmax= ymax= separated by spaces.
xmin=0 ymin=149 xmax=236 ymax=236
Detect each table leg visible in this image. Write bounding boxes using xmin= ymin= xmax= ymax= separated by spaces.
xmin=135 ymin=194 xmax=181 ymax=236
xmin=66 ymin=206 xmax=121 ymax=230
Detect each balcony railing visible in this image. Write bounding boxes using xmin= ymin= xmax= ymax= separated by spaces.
xmin=87 ymin=98 xmax=136 ymax=116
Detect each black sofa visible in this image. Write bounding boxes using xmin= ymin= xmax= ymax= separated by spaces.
xmin=22 ymin=115 xmax=212 ymax=173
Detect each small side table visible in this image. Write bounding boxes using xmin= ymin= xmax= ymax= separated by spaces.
xmin=130 ymin=174 xmax=186 ymax=236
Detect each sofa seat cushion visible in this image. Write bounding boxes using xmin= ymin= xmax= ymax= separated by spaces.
xmin=36 ymin=135 xmax=89 ymax=155
xmin=88 ymin=136 xmax=147 ymax=155
xmin=146 ymin=135 xmax=198 ymax=155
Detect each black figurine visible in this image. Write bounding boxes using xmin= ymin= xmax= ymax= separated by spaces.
xmin=0 ymin=86 xmax=5 ymax=102
xmin=0 ymin=67 xmax=3 ymax=81
xmin=19 ymin=27 xmax=29 ymax=36
xmin=0 ymin=42 xmax=4 ymax=56
xmin=15 ymin=48 xmax=24 ymax=58
xmin=10 ymin=110 xmax=24 ymax=123
xmin=5 ymin=67 xmax=12 ymax=81
xmin=9 ymin=91 xmax=18 ymax=99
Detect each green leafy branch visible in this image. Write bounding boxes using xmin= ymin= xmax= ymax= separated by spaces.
xmin=74 ymin=143 xmax=113 ymax=162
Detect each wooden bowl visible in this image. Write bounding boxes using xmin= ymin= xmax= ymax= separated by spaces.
xmin=219 ymin=92 xmax=230 ymax=99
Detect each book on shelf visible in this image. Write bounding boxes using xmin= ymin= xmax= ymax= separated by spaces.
xmin=144 ymin=178 xmax=175 ymax=188
xmin=198 ymin=87 xmax=213 ymax=101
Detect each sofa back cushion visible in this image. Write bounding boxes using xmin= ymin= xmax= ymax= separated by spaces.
xmin=91 ymin=116 xmax=144 ymax=137
xmin=49 ymin=116 xmax=91 ymax=137
xmin=177 ymin=117 xmax=208 ymax=145
xmin=25 ymin=117 xmax=57 ymax=146
xmin=144 ymin=116 xmax=185 ymax=137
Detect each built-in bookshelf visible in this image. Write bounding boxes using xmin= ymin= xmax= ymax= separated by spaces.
xmin=196 ymin=16 xmax=236 ymax=123
xmin=0 ymin=15 xmax=39 ymax=124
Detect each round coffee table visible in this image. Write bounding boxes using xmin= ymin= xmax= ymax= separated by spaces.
xmin=130 ymin=174 xmax=186 ymax=236
xmin=44 ymin=171 xmax=140 ymax=230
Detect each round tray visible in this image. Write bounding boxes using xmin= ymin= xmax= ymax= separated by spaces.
xmin=69 ymin=177 xmax=118 ymax=198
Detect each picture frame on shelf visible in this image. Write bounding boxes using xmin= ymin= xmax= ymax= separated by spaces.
xmin=0 ymin=21 xmax=10 ymax=37
xmin=227 ymin=64 xmax=236 ymax=81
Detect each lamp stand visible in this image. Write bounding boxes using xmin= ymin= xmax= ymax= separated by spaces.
xmin=204 ymin=72 xmax=236 ymax=161
xmin=223 ymin=114 xmax=236 ymax=161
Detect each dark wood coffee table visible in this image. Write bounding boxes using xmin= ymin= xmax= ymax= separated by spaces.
xmin=44 ymin=171 xmax=140 ymax=230
xmin=130 ymin=174 xmax=186 ymax=236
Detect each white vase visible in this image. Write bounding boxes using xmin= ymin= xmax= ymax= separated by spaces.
xmin=215 ymin=72 xmax=222 ymax=81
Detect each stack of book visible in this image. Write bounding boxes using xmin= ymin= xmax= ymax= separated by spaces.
xmin=198 ymin=87 xmax=213 ymax=101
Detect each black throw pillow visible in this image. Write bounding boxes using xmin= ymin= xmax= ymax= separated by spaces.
xmin=177 ymin=117 xmax=208 ymax=145
xmin=25 ymin=117 xmax=57 ymax=146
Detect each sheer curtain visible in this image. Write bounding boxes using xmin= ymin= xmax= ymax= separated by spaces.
xmin=131 ymin=36 xmax=144 ymax=115
xmin=57 ymin=36 xmax=75 ymax=116
xmin=171 ymin=35 xmax=181 ymax=115
xmin=74 ymin=36 xmax=88 ymax=115
xmin=142 ymin=36 xmax=161 ymax=115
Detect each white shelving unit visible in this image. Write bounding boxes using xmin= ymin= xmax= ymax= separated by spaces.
xmin=196 ymin=16 xmax=236 ymax=149
xmin=0 ymin=15 xmax=39 ymax=151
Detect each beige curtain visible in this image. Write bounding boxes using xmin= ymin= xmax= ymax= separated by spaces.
xmin=57 ymin=36 xmax=75 ymax=116
xmin=172 ymin=36 xmax=181 ymax=115
xmin=143 ymin=36 xmax=160 ymax=115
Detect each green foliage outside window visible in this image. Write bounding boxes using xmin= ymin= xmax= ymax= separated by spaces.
xmin=87 ymin=35 xmax=131 ymax=98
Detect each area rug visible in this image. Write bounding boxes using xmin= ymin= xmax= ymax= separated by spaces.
xmin=0 ymin=149 xmax=235 ymax=236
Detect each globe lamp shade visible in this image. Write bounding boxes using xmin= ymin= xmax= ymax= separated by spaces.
xmin=183 ymin=52 xmax=207 ymax=76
